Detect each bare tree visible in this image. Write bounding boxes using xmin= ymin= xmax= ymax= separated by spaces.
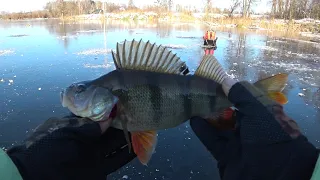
xmin=77 ymin=0 xmax=81 ymax=15
xmin=168 ymin=0 xmax=173 ymax=11
xmin=229 ymin=0 xmax=241 ymax=17
xmin=271 ymin=0 xmax=277 ymax=17
xmin=310 ymin=0 xmax=320 ymax=18
xmin=277 ymin=0 xmax=284 ymax=18
xmin=242 ymin=0 xmax=248 ymax=17
xmin=242 ymin=0 xmax=259 ymax=17
xmin=128 ymin=0 xmax=134 ymax=8
xmin=206 ymin=0 xmax=212 ymax=14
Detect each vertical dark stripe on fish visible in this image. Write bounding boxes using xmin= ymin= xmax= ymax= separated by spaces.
xmin=146 ymin=75 xmax=162 ymax=126
xmin=175 ymin=75 xmax=191 ymax=118
xmin=207 ymin=81 xmax=216 ymax=112
xmin=113 ymin=72 xmax=129 ymax=102
xmin=184 ymin=76 xmax=192 ymax=118
xmin=118 ymin=71 xmax=126 ymax=91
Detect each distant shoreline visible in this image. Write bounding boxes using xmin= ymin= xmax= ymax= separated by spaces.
xmin=1 ymin=12 xmax=319 ymax=43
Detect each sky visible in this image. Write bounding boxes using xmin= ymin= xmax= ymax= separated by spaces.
xmin=0 ymin=0 xmax=270 ymax=13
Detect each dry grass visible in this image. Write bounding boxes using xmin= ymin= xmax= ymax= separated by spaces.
xmin=2 ymin=10 xmax=318 ymax=35
xmin=1 ymin=11 xmax=51 ymax=20
xmin=205 ymin=17 xmax=315 ymax=36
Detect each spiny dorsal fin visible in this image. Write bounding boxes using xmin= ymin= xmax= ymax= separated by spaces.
xmin=111 ymin=39 xmax=188 ymax=75
xmin=194 ymin=55 xmax=227 ymax=84
xmin=253 ymin=73 xmax=288 ymax=92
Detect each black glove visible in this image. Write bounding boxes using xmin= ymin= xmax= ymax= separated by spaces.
xmin=213 ymin=37 xmax=218 ymax=50
xmin=190 ymin=81 xmax=319 ymax=180
xmin=6 ymin=115 xmax=136 ymax=180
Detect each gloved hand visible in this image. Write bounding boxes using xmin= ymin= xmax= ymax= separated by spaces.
xmin=190 ymin=57 xmax=319 ymax=180
xmin=6 ymin=114 xmax=136 ymax=180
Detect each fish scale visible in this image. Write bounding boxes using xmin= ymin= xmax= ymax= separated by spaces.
xmin=61 ymin=39 xmax=289 ymax=166
xmin=106 ymin=70 xmax=229 ymax=132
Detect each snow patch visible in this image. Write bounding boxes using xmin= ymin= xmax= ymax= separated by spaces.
xmin=0 ymin=50 xmax=14 ymax=56
xmin=57 ymin=35 xmax=78 ymax=40
xmin=252 ymin=45 xmax=278 ymax=52
xmin=83 ymin=63 xmax=112 ymax=69
xmin=162 ymin=44 xmax=187 ymax=49
xmin=76 ymin=30 xmax=100 ymax=33
xmin=76 ymin=49 xmax=113 ymax=56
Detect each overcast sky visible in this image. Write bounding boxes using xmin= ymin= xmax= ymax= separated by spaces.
xmin=0 ymin=0 xmax=271 ymax=13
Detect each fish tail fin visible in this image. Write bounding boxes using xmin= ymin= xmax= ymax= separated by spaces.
xmin=194 ymin=55 xmax=289 ymax=105
xmin=254 ymin=73 xmax=289 ymax=105
xmin=111 ymin=39 xmax=188 ymax=75
xmin=194 ymin=55 xmax=227 ymax=84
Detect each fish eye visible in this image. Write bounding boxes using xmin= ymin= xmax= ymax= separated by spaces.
xmin=76 ymin=84 xmax=86 ymax=93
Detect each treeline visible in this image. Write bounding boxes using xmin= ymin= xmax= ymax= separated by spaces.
xmin=271 ymin=0 xmax=320 ymax=19
xmin=225 ymin=0 xmax=320 ymax=19
xmin=43 ymin=0 xmax=126 ymax=17
xmin=1 ymin=0 xmax=320 ymax=20
xmin=0 ymin=0 xmax=132 ymax=20
xmin=0 ymin=0 xmax=195 ymax=20
xmin=0 ymin=11 xmax=51 ymax=20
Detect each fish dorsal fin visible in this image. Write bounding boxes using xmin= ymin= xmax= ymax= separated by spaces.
xmin=111 ymin=39 xmax=188 ymax=75
xmin=254 ymin=73 xmax=288 ymax=92
xmin=194 ymin=55 xmax=227 ymax=84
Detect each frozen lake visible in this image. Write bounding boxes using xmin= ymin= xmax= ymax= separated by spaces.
xmin=1 ymin=19 xmax=320 ymax=179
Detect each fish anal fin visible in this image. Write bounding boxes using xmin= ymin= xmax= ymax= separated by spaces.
xmin=268 ymin=92 xmax=288 ymax=105
xmin=111 ymin=39 xmax=188 ymax=75
xmin=194 ymin=55 xmax=227 ymax=84
xmin=131 ymin=131 xmax=158 ymax=166
xmin=254 ymin=73 xmax=289 ymax=92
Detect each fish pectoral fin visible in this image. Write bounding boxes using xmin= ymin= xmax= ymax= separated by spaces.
xmin=111 ymin=39 xmax=188 ymax=75
xmin=131 ymin=130 xmax=158 ymax=166
xmin=120 ymin=118 xmax=132 ymax=153
xmin=194 ymin=55 xmax=227 ymax=84
xmin=268 ymin=92 xmax=288 ymax=105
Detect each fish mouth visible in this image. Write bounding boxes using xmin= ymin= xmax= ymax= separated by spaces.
xmin=60 ymin=90 xmax=64 ymax=106
xmin=60 ymin=90 xmax=70 ymax=107
xmin=60 ymin=89 xmax=75 ymax=108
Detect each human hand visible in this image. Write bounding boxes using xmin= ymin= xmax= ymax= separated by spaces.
xmin=193 ymin=55 xmax=301 ymax=142
xmin=6 ymin=114 xmax=136 ymax=180
xmin=190 ymin=54 xmax=318 ymax=180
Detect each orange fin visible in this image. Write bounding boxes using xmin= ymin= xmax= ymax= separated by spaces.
xmin=268 ymin=92 xmax=288 ymax=104
xmin=131 ymin=131 xmax=158 ymax=165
